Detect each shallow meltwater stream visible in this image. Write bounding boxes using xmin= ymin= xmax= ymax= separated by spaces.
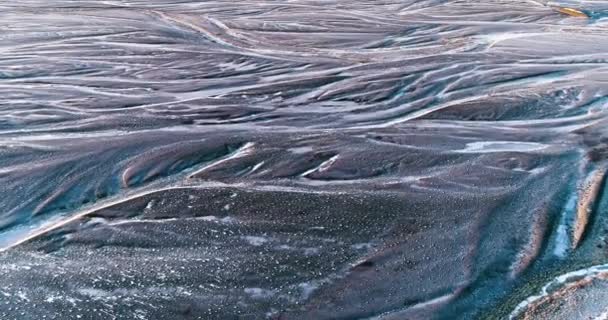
xmin=1 ymin=0 xmax=608 ymax=319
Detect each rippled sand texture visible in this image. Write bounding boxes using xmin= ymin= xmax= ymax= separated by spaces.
xmin=1 ymin=0 xmax=608 ymax=319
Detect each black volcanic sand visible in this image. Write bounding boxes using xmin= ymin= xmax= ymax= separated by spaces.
xmin=0 ymin=126 xmax=595 ymax=319
xmin=0 ymin=183 xmax=570 ymax=319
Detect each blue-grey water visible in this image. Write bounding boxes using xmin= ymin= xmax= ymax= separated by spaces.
xmin=1 ymin=1 xmax=608 ymax=319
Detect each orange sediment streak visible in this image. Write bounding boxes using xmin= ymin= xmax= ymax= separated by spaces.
xmin=572 ymin=168 xmax=606 ymax=249
xmin=510 ymin=206 xmax=549 ymax=278
xmin=555 ymin=7 xmax=588 ymax=18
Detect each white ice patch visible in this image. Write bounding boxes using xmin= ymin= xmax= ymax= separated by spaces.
xmin=78 ymin=288 xmax=109 ymax=299
xmin=218 ymin=61 xmax=259 ymax=72
xmin=199 ymin=215 xmax=237 ymax=224
xmin=244 ymin=288 xmax=275 ymax=299
xmin=298 ymin=282 xmax=319 ymax=300
xmin=593 ymin=309 xmax=608 ymax=320
xmin=16 ymin=291 xmax=29 ymax=302
xmin=144 ymin=200 xmax=155 ymax=211
xmin=304 ymin=247 xmax=320 ymax=256
xmin=458 ymin=141 xmax=548 ymax=154
xmin=351 ymin=243 xmax=373 ymax=250
xmin=300 ymin=154 xmax=339 ymax=176
xmin=289 ymin=146 xmax=314 ymax=154
xmin=476 ymin=32 xmax=547 ymax=49
xmin=243 ymin=236 xmax=269 ymax=246
xmin=220 ymin=216 xmax=237 ymax=223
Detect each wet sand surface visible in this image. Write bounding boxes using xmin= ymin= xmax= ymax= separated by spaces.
xmin=1 ymin=1 xmax=608 ymax=319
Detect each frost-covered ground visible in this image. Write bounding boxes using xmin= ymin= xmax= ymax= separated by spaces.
xmin=0 ymin=1 xmax=608 ymax=319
